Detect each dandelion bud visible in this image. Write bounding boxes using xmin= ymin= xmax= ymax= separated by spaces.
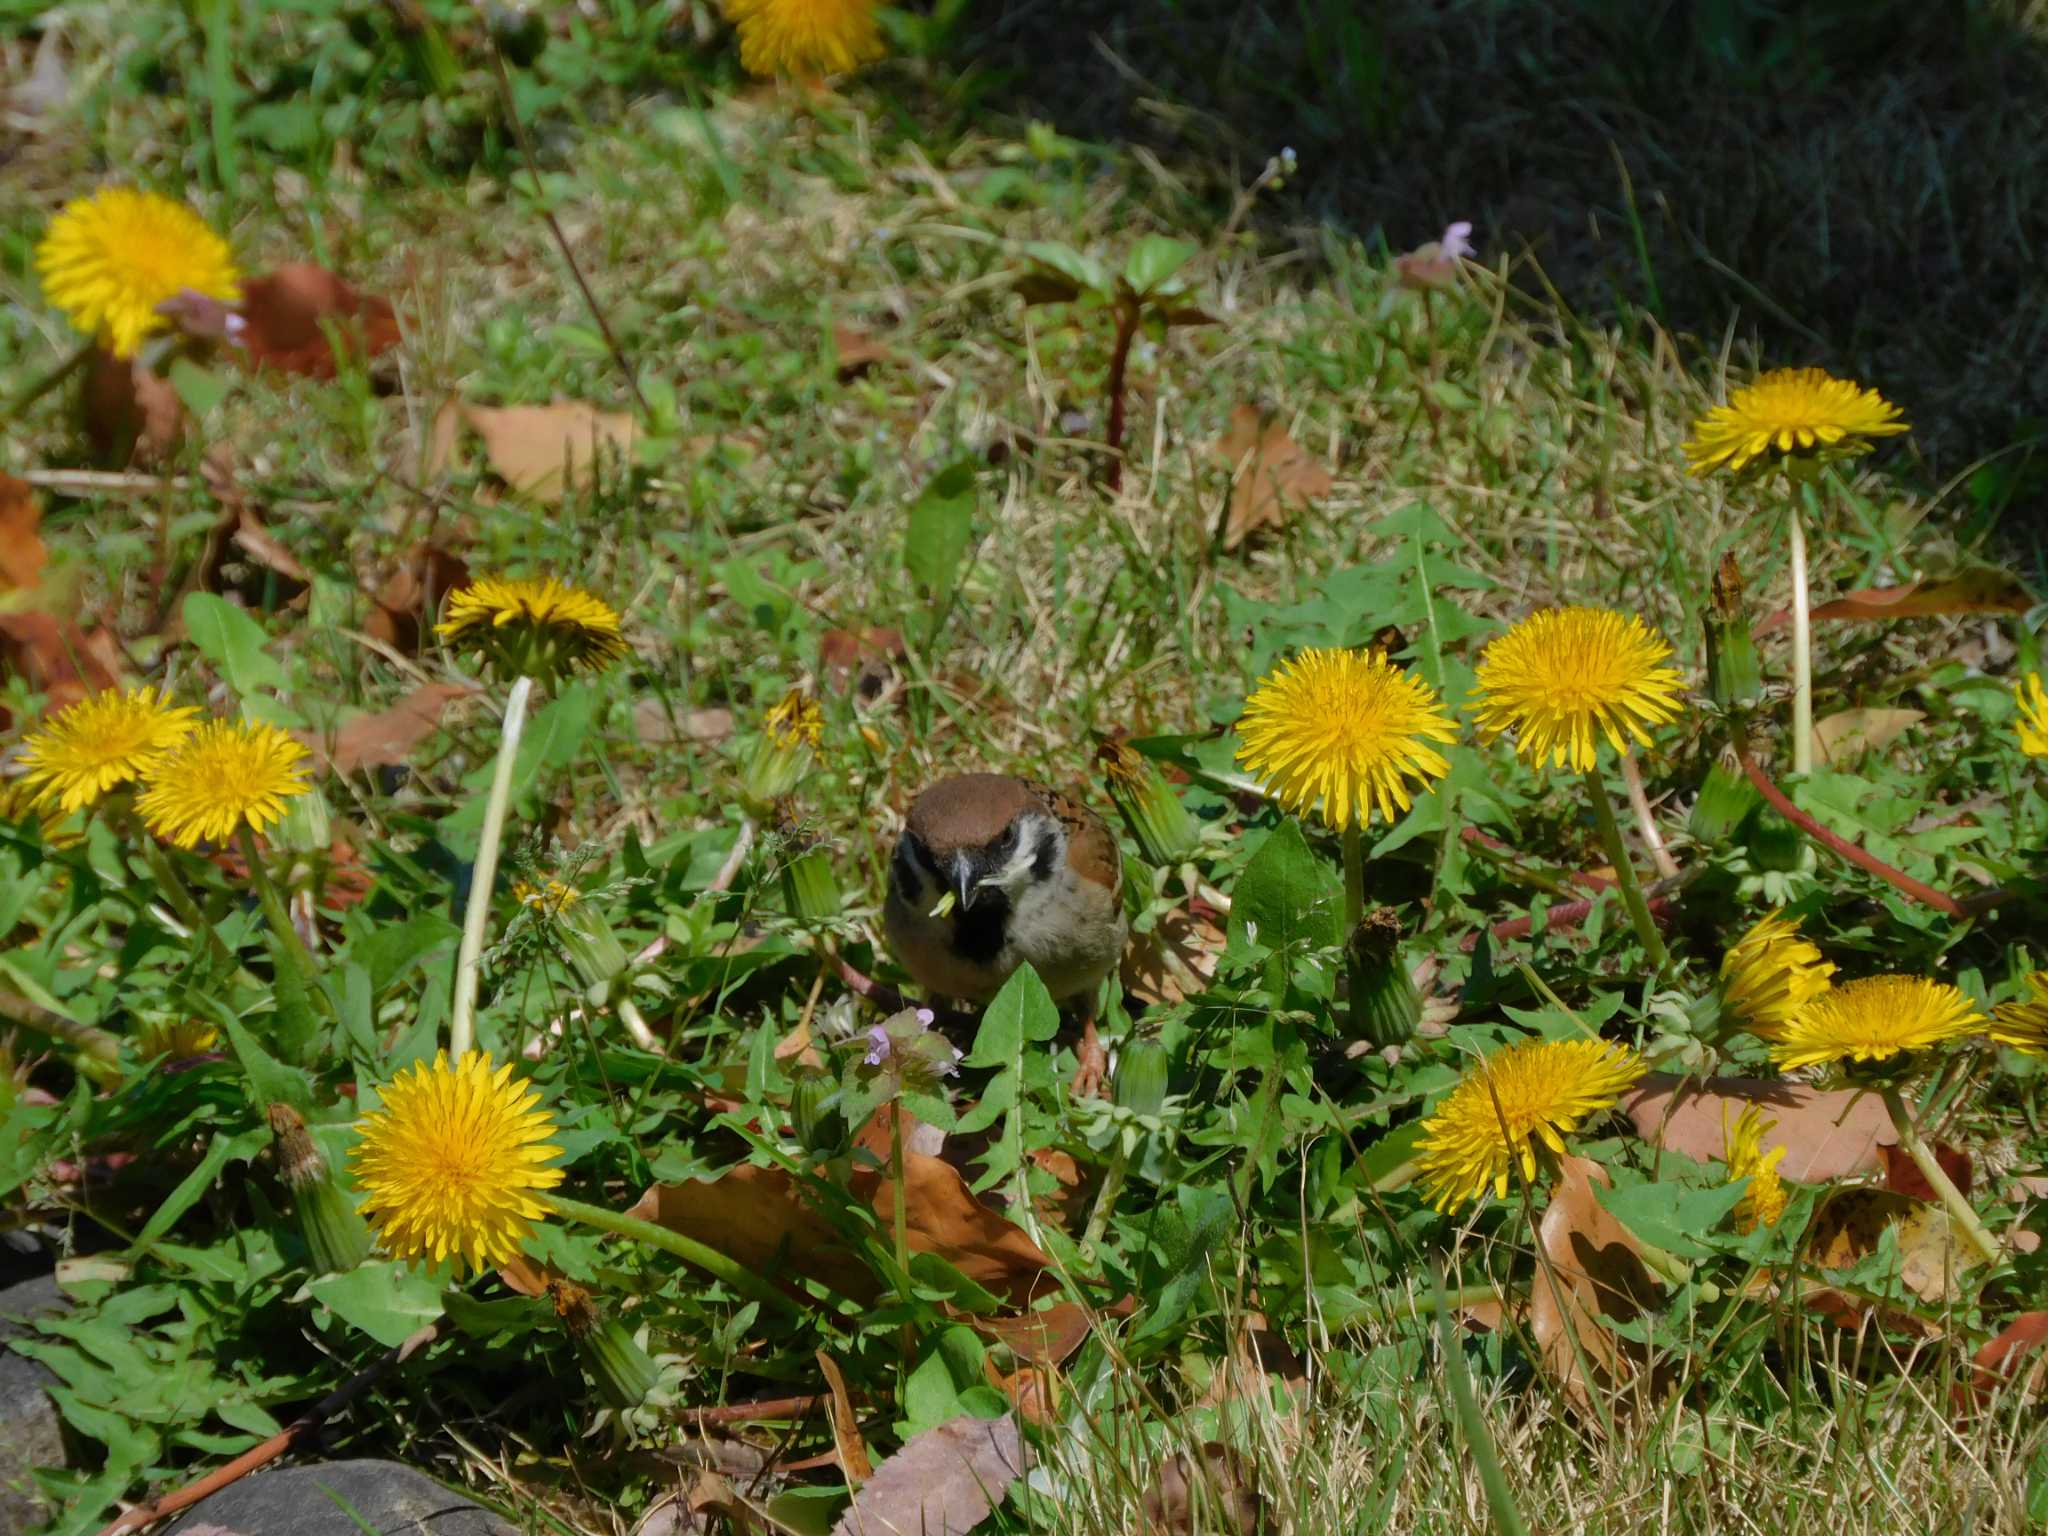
xmin=555 ymin=901 xmax=630 ymax=998
xmin=1112 ymin=1038 xmax=1169 ymax=1120
xmin=1705 ymin=555 xmax=1763 ymax=708
xmin=740 ymin=690 xmax=822 ymax=814
xmin=1688 ymin=757 xmax=1760 ymax=845
xmin=1348 ymin=906 xmax=1420 ymax=1049
xmin=1097 ymin=740 xmax=1199 ymax=866
xmin=550 ymin=1280 xmax=658 ymax=1411
xmin=779 ymin=847 xmax=843 ymax=922
xmin=790 ymin=1069 xmax=846 ymax=1154
xmin=267 ymin=1103 xmax=371 ymax=1274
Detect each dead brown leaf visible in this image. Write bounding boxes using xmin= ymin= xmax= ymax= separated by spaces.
xmin=1528 ymin=1155 xmax=1666 ymax=1408
xmin=1624 ymin=1074 xmax=1894 ymax=1182
xmin=631 ymin=1153 xmax=1054 ymax=1307
xmin=1211 ymin=404 xmax=1332 ymax=550
xmin=819 ymin=625 xmax=906 ymax=700
xmin=364 ymin=544 xmax=470 ymax=655
xmin=433 ymin=399 xmax=638 ymax=503
xmin=0 ymin=475 xmax=48 ymax=592
xmin=1122 ymin=905 xmax=1225 ymax=1006
xmin=239 ymin=263 xmax=400 ymax=378
xmin=322 ymin=682 xmax=477 ymax=774
xmin=829 ymin=1413 xmax=1026 ymax=1536
xmin=1757 ymin=571 xmax=2034 ymax=635
xmin=1812 ymin=707 xmax=1924 ymax=764
xmin=816 ymin=1350 xmax=873 ymax=1487
xmin=82 ymin=346 xmax=181 ymax=467
xmin=833 ymin=325 xmax=894 ymax=381
xmin=634 ymin=697 xmax=736 ymax=746
xmin=192 ymin=450 xmax=311 ymax=606
xmin=1877 ymin=1139 xmax=1972 ymax=1201
xmin=1809 ymin=1188 xmax=1974 ymax=1307
xmin=1140 ymin=1443 xmax=1263 ymax=1536
xmin=0 ymin=613 xmax=125 ymax=713
xmin=1963 ymin=1312 xmax=2048 ymax=1411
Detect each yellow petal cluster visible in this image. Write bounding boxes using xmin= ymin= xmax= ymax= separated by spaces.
xmin=1469 ymin=607 xmax=1685 ymax=774
xmin=1235 ymin=647 xmax=1458 ymax=830
xmin=437 ymin=575 xmax=627 ymax=680
xmin=1763 ymin=975 xmax=1982 ymax=1072
xmin=2016 ymin=674 xmax=2048 ymax=759
xmin=16 ymin=687 xmax=199 ymax=815
xmin=1414 ymin=1038 xmax=1645 ymax=1211
xmin=1990 ymin=972 xmax=2048 ymax=1060
xmin=724 ymin=0 xmax=884 ymax=77
xmin=35 ymin=187 xmax=240 ymax=359
xmin=1719 ymin=910 xmax=1834 ymax=1036
xmin=350 ymin=1050 xmax=565 ymax=1273
xmin=1723 ymin=1104 xmax=1788 ymax=1233
xmin=134 ymin=718 xmax=311 ymax=849
xmin=1683 ymin=367 xmax=1908 ymax=476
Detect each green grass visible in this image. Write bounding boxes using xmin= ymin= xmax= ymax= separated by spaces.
xmin=2 ymin=5 xmax=2046 ymax=1535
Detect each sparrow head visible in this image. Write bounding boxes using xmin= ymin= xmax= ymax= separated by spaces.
xmin=894 ymin=774 xmax=1061 ymax=916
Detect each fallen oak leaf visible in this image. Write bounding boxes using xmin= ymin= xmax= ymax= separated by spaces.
xmin=833 ymin=324 xmax=894 ymax=381
xmin=319 ymin=682 xmax=478 ymax=774
xmin=238 ymin=263 xmax=400 ymax=379
xmin=1878 ymin=1139 xmax=1971 ymax=1201
xmin=363 ymin=543 xmax=470 ymax=656
xmin=0 ymin=612 xmax=125 ymax=713
xmin=1527 ymin=1155 xmax=1666 ymax=1410
xmin=1960 ymin=1312 xmax=2048 ymax=1412
xmin=828 ymin=1412 xmax=1026 ymax=1536
xmin=82 ymin=345 xmax=181 ymax=467
xmin=1624 ymin=1073 xmax=1896 ymax=1182
xmin=1211 ymin=403 xmax=1332 ymax=551
xmin=1811 ymin=706 xmax=1924 ymax=765
xmin=1140 ymin=1442 xmax=1263 ymax=1536
xmin=1756 ymin=571 xmax=2033 ymax=635
xmin=816 ymin=1350 xmax=874 ymax=1487
xmin=0 ymin=475 xmax=48 ymax=592
xmin=431 ymin=399 xmax=638 ymax=504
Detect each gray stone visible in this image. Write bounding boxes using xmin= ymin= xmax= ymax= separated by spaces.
xmin=0 ymin=1273 xmax=68 ymax=1536
xmin=162 ymin=1460 xmax=515 ymax=1536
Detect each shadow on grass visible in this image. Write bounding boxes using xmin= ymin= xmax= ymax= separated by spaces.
xmin=943 ymin=0 xmax=2048 ymax=498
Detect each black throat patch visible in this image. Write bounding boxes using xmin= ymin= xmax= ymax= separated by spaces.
xmin=952 ymin=886 xmax=1011 ymax=965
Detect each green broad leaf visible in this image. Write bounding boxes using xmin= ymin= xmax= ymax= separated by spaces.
xmin=190 ymin=993 xmax=317 ymax=1111
xmin=182 ymin=591 xmax=287 ymax=695
xmin=1227 ymin=821 xmax=1343 ymax=962
xmin=168 ymin=357 xmax=231 ymax=418
xmin=130 ymin=1128 xmax=266 ymax=1253
xmin=345 ymin=912 xmax=461 ymax=996
xmin=904 ymin=459 xmax=979 ymax=613
xmin=1354 ymin=1120 xmax=1425 ymax=1189
xmin=1020 ymin=239 xmax=1112 ymax=297
xmin=310 ymin=1259 xmax=447 ymax=1347
xmin=963 ymin=965 xmax=1060 ymax=1068
xmin=1595 ymin=1178 xmax=1750 ymax=1260
xmin=901 ymin=1324 xmax=987 ymax=1436
xmin=1123 ymin=235 xmax=1198 ymax=297
xmin=442 ymin=1290 xmax=546 ymax=1339
xmin=907 ymin=1251 xmax=1004 ymax=1314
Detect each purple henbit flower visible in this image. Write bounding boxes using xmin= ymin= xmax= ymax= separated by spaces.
xmin=863 ymin=1025 xmax=893 ymax=1067
xmin=1440 ymin=222 xmax=1475 ymax=262
xmin=915 ymin=1008 xmax=935 ymax=1027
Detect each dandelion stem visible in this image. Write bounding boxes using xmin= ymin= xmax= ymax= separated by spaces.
xmin=540 ymin=1192 xmax=800 ymax=1316
xmin=1879 ymin=1087 xmax=2003 ymax=1269
xmin=1080 ymin=1144 xmax=1131 ymax=1254
xmin=451 ymin=676 xmax=532 ymax=1058
xmin=1342 ymin=822 xmax=1367 ymax=1037
xmin=1582 ymin=763 xmax=1669 ymax=973
xmin=1788 ymin=500 xmax=1814 ymax=777
xmin=0 ymin=988 xmax=122 ymax=1085
xmin=236 ymin=825 xmax=327 ymax=1011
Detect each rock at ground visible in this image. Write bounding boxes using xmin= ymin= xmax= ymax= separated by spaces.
xmin=162 ymin=1459 xmax=514 ymax=1536
xmin=0 ymin=1273 xmax=69 ymax=1536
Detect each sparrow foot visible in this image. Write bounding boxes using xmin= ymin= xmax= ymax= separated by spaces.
xmin=1068 ymin=1016 xmax=1109 ymax=1099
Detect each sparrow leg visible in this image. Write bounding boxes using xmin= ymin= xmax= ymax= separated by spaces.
xmin=1068 ymin=1013 xmax=1109 ymax=1099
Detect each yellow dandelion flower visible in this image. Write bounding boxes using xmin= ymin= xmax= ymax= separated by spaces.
xmin=1469 ymin=607 xmax=1686 ymax=774
xmin=1719 ymin=910 xmax=1835 ymax=1036
xmin=1723 ymin=1104 xmax=1789 ymax=1233
xmin=514 ymin=878 xmax=582 ymax=917
xmin=1414 ymin=1037 xmax=1645 ymax=1211
xmin=0 ymin=777 xmax=81 ymax=848
xmin=1234 ymin=648 xmax=1458 ymax=830
xmin=725 ymin=0 xmax=884 ymax=77
xmin=35 ymin=187 xmax=240 ymax=360
xmin=436 ymin=575 xmax=627 ymax=682
xmin=1764 ymin=975 xmax=1982 ymax=1072
xmin=15 ymin=687 xmax=199 ymax=815
xmin=1990 ymin=972 xmax=2048 ymax=1060
xmin=764 ymin=689 xmax=824 ymax=750
xmin=134 ymin=718 xmax=311 ymax=850
xmin=349 ymin=1050 xmax=564 ymax=1273
xmin=137 ymin=1017 xmax=221 ymax=1060
xmin=1683 ymin=367 xmax=1909 ymax=477
xmin=2015 ymin=674 xmax=2048 ymax=759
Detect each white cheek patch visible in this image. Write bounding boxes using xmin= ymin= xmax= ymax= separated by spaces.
xmin=985 ymin=818 xmax=1059 ymax=894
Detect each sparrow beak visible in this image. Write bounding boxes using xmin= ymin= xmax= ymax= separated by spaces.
xmin=953 ymin=853 xmax=980 ymax=912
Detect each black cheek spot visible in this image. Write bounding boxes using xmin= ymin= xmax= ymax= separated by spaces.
xmin=1030 ymin=830 xmax=1057 ymax=881
xmin=890 ymin=838 xmax=922 ymax=900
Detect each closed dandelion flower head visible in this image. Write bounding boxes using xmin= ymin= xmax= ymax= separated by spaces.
xmin=349 ymin=1050 xmax=564 ymax=1273
xmin=724 ymin=0 xmax=883 ymax=77
xmin=2015 ymin=674 xmax=2048 ymax=759
xmin=1234 ymin=648 xmax=1458 ymax=830
xmin=17 ymin=687 xmax=198 ymax=816
xmin=437 ymin=576 xmax=627 ymax=681
xmin=1414 ymin=1038 xmax=1645 ymax=1211
xmin=1683 ymin=367 xmax=1908 ymax=477
xmin=35 ymin=187 xmax=240 ymax=360
xmin=514 ymin=879 xmax=582 ymax=917
xmin=1469 ymin=607 xmax=1685 ymax=773
xmin=764 ymin=689 xmax=824 ymax=750
xmin=1990 ymin=972 xmax=2048 ymax=1060
xmin=137 ymin=1017 xmax=221 ymax=1061
xmin=1764 ymin=975 xmax=1982 ymax=1073
xmin=1719 ymin=910 xmax=1834 ymax=1035
xmin=1723 ymin=1105 xmax=1789 ymax=1233
xmin=134 ymin=718 xmax=310 ymax=849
